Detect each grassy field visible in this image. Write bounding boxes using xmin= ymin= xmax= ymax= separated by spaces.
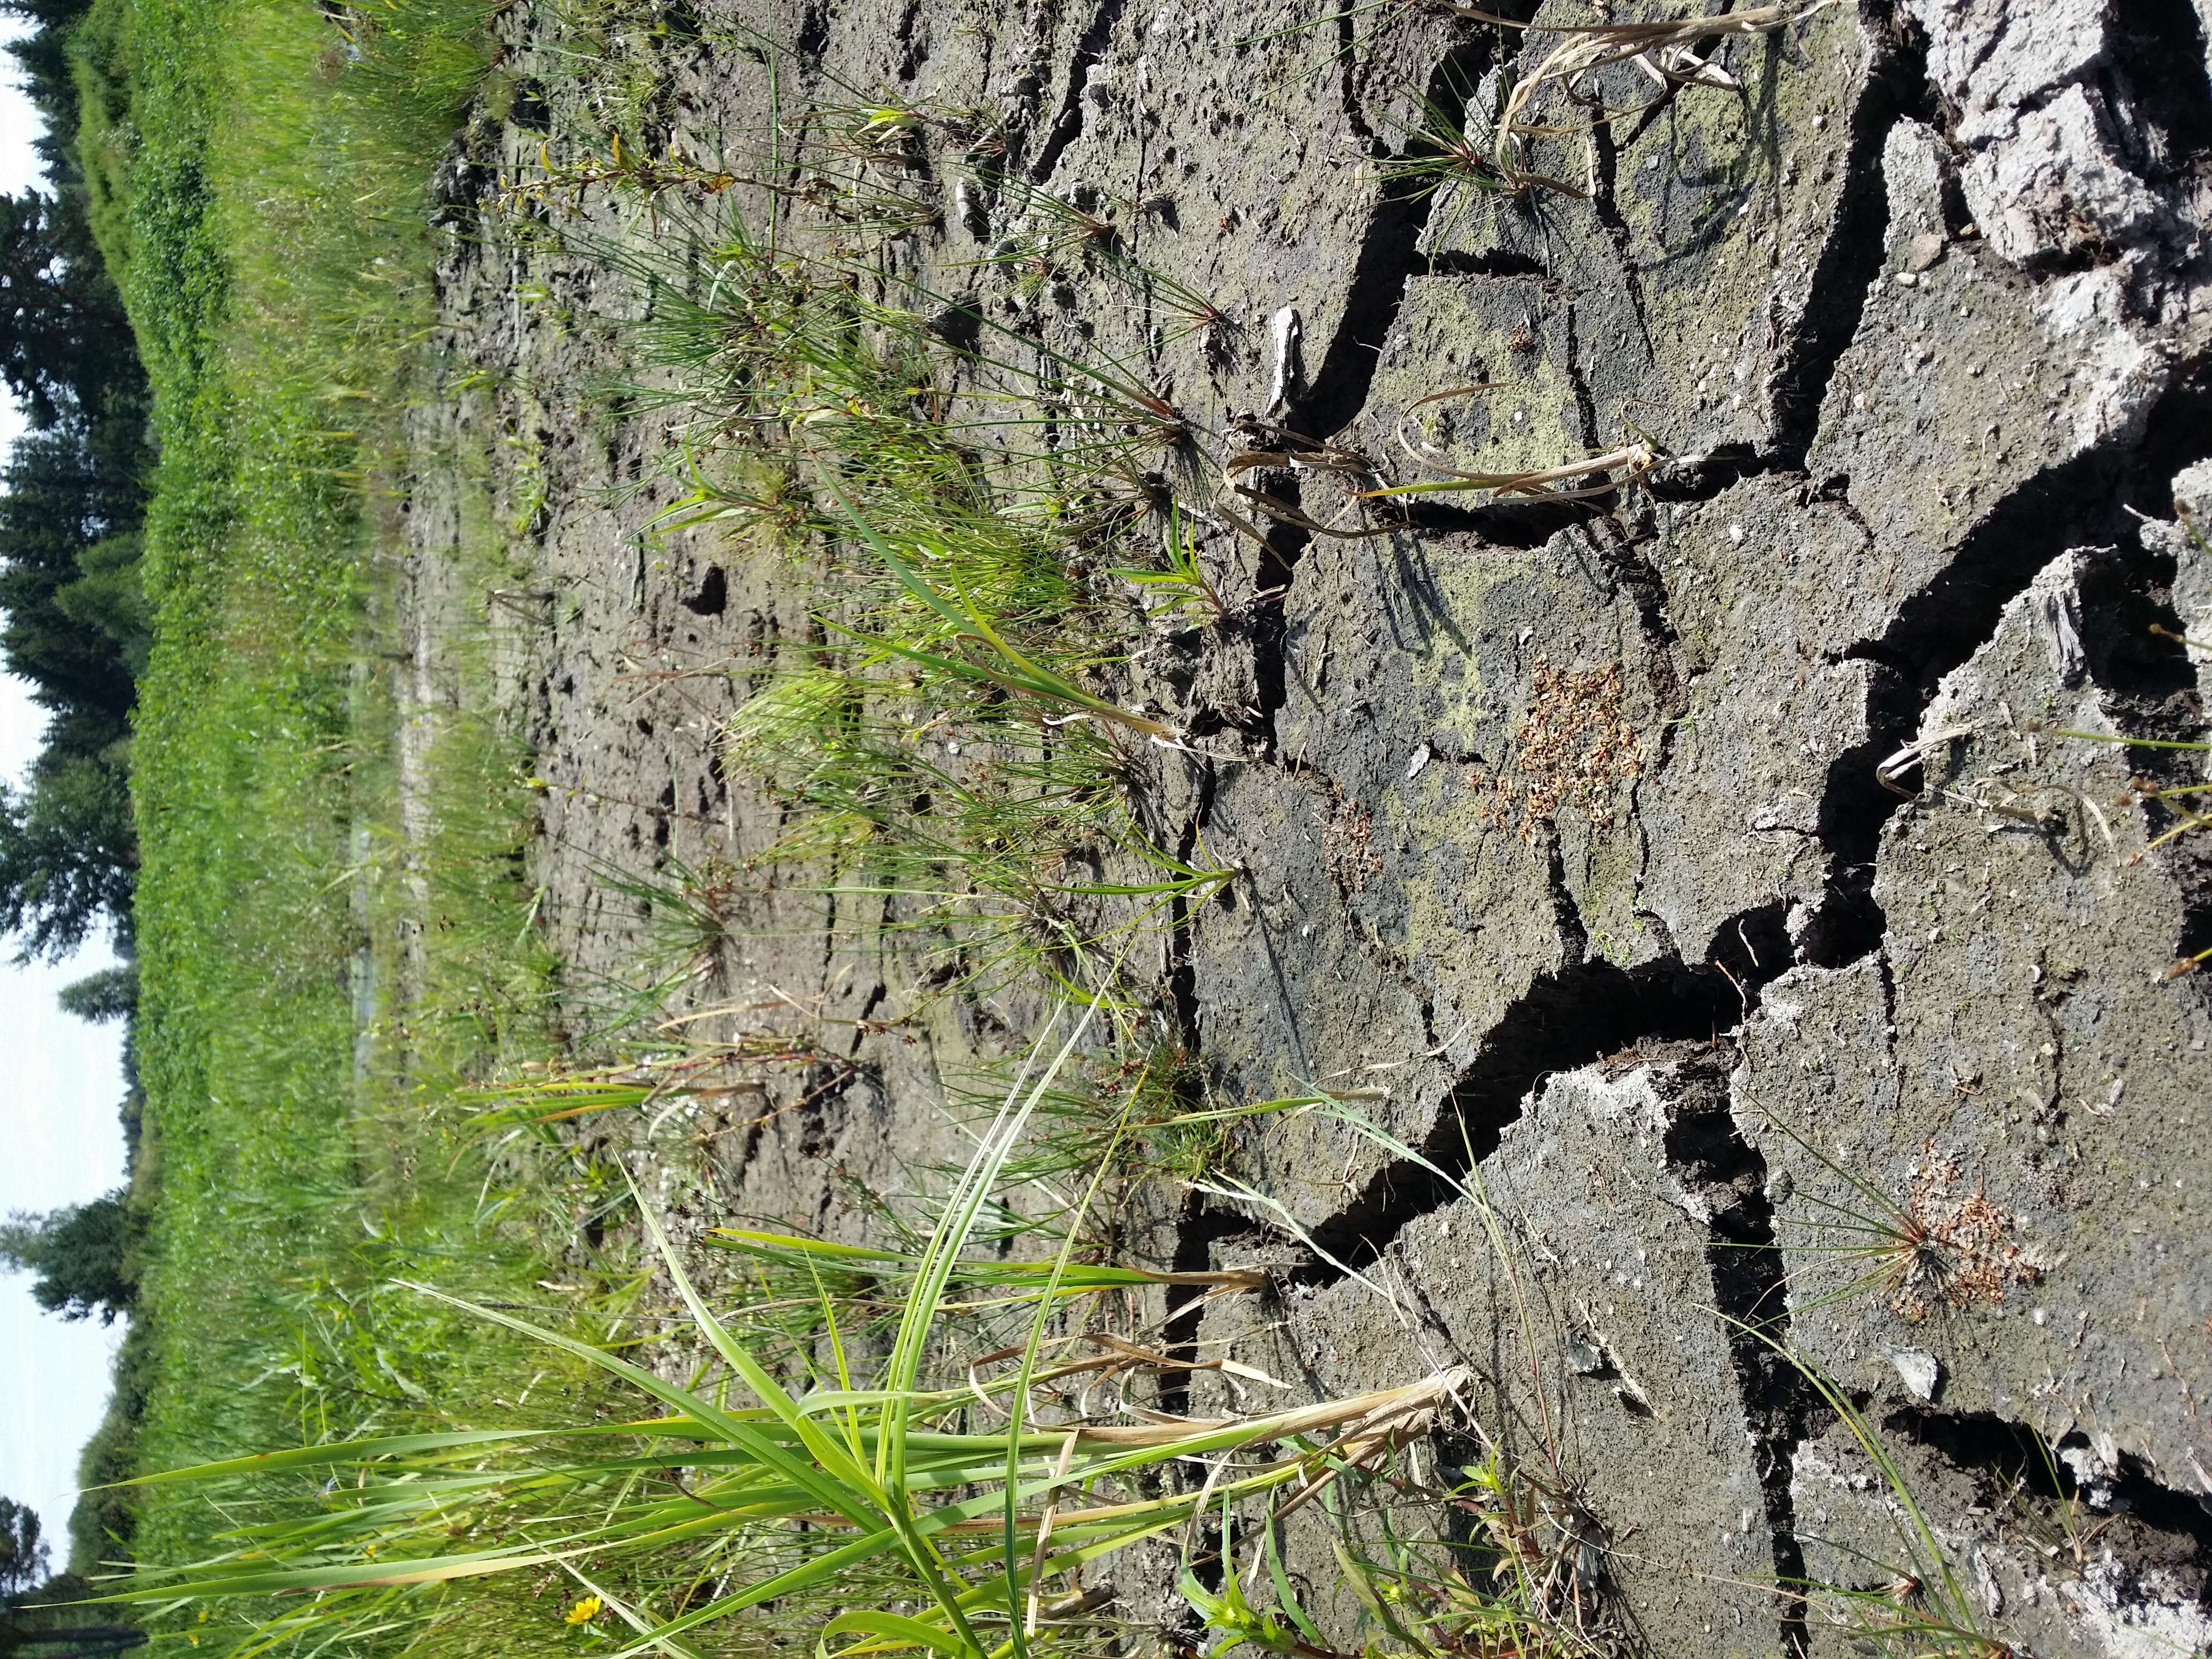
xmin=68 ymin=0 xmax=595 ymax=1626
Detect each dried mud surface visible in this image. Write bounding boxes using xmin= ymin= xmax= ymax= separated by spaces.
xmin=392 ymin=0 xmax=2212 ymax=1649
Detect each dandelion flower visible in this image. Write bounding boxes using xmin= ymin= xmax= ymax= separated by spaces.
xmin=565 ymin=1596 xmax=604 ymax=1627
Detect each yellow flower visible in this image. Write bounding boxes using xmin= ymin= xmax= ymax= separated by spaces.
xmin=564 ymin=1596 xmax=604 ymax=1627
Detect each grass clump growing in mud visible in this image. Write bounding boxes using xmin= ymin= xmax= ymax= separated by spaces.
xmin=112 ymin=1013 xmax=1500 ymax=1659
xmin=1747 ymin=1115 xmax=2043 ymax=1325
xmin=518 ymin=177 xmax=1248 ymax=997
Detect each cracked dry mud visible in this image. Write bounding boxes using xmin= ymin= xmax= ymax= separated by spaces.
xmin=390 ymin=0 xmax=2212 ymax=1650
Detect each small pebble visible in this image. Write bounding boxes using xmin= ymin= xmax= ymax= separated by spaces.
xmin=1888 ymin=1348 xmax=1943 ymax=1402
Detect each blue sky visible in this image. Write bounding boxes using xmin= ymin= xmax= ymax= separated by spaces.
xmin=0 ymin=14 xmax=132 ymax=1568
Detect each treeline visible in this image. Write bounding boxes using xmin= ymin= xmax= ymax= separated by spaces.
xmin=1 ymin=1494 xmax=144 ymax=1656
xmin=0 ymin=0 xmax=155 ymax=1590
xmin=0 ymin=0 xmax=151 ymax=969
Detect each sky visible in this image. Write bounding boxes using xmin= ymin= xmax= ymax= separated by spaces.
xmin=0 ymin=17 xmax=131 ymax=1570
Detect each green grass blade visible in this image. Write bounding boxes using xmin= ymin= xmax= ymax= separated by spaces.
xmin=822 ymin=1610 xmax=974 ymax=1656
xmin=629 ymin=1184 xmax=887 ymax=1506
xmin=400 ymin=1280 xmax=881 ymax=1531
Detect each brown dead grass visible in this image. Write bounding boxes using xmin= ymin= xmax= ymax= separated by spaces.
xmin=1324 ymin=790 xmax=1383 ymax=896
xmin=1470 ymin=658 xmax=1642 ymax=842
xmin=1889 ymin=1154 xmax=2041 ymax=1321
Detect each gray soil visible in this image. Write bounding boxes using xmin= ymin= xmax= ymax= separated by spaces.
xmin=390 ymin=0 xmax=2212 ymax=1650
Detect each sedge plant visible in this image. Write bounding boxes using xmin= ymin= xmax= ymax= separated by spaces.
xmin=106 ymin=1005 xmax=1471 ymax=1659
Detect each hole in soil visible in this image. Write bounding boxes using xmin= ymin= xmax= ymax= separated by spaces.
xmin=1649 ymin=1055 xmax=1814 ymax=1653
xmin=1396 ymin=492 xmax=1606 ymax=548
xmin=1026 ymin=0 xmax=1129 ymax=184
xmin=1422 ymin=248 xmax=1549 ymax=280
xmin=1766 ymin=18 xmax=1928 ymax=461
xmin=2109 ymin=0 xmax=2212 ymax=178
xmin=682 ymin=565 xmax=728 ymax=615
xmin=1158 ymin=1199 xmax=1252 ymax=1416
xmin=1230 ymin=477 xmax=1312 ymax=754
xmin=1886 ymin=1408 xmax=2212 ymax=1561
xmin=794 ymin=3 xmax=828 ymax=65
xmin=508 ymin=79 xmax=551 ymax=134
